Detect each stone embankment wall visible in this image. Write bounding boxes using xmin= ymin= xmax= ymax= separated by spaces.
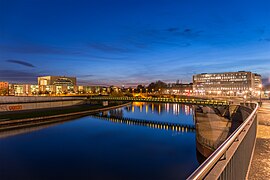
xmin=0 ymin=96 xmax=87 ymax=112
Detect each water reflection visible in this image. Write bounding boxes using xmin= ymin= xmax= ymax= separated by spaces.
xmin=93 ymin=113 xmax=195 ymax=133
xmin=123 ymin=102 xmax=193 ymax=116
xmin=0 ymin=102 xmax=199 ymax=180
xmin=93 ymin=102 xmax=196 ymax=133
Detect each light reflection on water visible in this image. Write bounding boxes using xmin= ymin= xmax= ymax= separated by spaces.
xmin=112 ymin=102 xmax=194 ymax=125
xmin=0 ymin=102 xmax=199 ymax=180
xmin=129 ymin=102 xmax=193 ymax=116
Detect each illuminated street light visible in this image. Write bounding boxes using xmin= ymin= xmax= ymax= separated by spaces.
xmin=259 ymin=84 xmax=263 ymax=106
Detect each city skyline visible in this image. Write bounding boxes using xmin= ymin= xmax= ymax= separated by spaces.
xmin=1 ymin=0 xmax=270 ymax=86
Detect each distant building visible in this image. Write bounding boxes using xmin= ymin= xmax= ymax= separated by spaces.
xmin=254 ymin=73 xmax=262 ymax=91
xmin=0 ymin=82 xmax=9 ymax=95
xmin=38 ymin=76 xmax=77 ymax=94
xmin=193 ymin=71 xmax=262 ymax=96
xmin=166 ymin=83 xmax=193 ymax=95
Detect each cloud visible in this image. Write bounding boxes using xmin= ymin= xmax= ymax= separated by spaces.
xmin=177 ymin=28 xmax=204 ymax=38
xmin=0 ymin=70 xmax=40 ymax=83
xmin=166 ymin=27 xmax=179 ymax=32
xmin=165 ymin=27 xmax=204 ymax=39
xmin=88 ymin=43 xmax=133 ymax=53
xmin=6 ymin=59 xmax=35 ymax=68
xmin=0 ymin=44 xmax=67 ymax=54
xmin=259 ymin=38 xmax=270 ymax=42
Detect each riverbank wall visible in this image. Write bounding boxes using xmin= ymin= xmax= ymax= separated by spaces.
xmin=0 ymin=96 xmax=87 ymax=113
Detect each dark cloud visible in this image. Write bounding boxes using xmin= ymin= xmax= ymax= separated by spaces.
xmin=0 ymin=44 xmax=66 ymax=54
xmin=151 ymin=41 xmax=191 ymax=47
xmin=1 ymin=43 xmax=128 ymax=61
xmin=6 ymin=59 xmax=35 ymax=68
xmin=0 ymin=70 xmax=40 ymax=83
xmin=259 ymin=38 xmax=270 ymax=42
xmin=126 ymin=28 xmax=193 ymax=49
xmin=166 ymin=27 xmax=179 ymax=32
xmin=177 ymin=28 xmax=204 ymax=38
xmin=77 ymin=74 xmax=95 ymax=78
xmin=0 ymin=43 xmax=90 ymax=56
xmin=86 ymin=54 xmax=128 ymax=61
xmin=165 ymin=27 xmax=204 ymax=39
xmin=88 ymin=43 xmax=133 ymax=53
xmin=256 ymin=27 xmax=266 ymax=35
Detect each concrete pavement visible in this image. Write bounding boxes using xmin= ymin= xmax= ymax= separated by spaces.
xmin=249 ymin=100 xmax=270 ymax=179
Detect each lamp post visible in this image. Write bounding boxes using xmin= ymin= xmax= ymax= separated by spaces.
xmin=259 ymin=84 xmax=262 ymax=106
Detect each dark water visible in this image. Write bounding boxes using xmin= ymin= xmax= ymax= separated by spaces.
xmin=0 ymin=102 xmax=199 ymax=180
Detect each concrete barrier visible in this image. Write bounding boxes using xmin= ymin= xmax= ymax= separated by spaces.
xmin=0 ymin=96 xmax=86 ymax=103
xmin=0 ymin=100 xmax=84 ymax=112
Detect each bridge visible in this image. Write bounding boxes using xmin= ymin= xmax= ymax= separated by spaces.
xmin=91 ymin=114 xmax=195 ymax=133
xmin=87 ymin=96 xmax=229 ymax=106
xmin=188 ymin=103 xmax=259 ymax=179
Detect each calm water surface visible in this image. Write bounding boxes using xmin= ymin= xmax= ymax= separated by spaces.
xmin=0 ymin=102 xmax=199 ymax=180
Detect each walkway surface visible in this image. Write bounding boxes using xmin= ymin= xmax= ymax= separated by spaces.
xmin=249 ymin=100 xmax=270 ymax=179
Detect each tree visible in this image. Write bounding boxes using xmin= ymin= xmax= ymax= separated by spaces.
xmin=0 ymin=88 xmax=8 ymax=96
xmin=110 ymin=91 xmax=124 ymax=97
xmin=147 ymin=80 xmax=167 ymax=92
xmin=136 ymin=84 xmax=145 ymax=93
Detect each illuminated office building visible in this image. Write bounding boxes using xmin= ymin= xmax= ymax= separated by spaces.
xmin=38 ymin=76 xmax=77 ymax=94
xmin=193 ymin=71 xmax=262 ymax=96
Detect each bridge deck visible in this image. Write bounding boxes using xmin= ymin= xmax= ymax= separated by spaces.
xmin=88 ymin=97 xmax=228 ymax=106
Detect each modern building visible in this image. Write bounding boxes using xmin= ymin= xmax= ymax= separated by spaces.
xmin=0 ymin=82 xmax=9 ymax=95
xmin=38 ymin=76 xmax=77 ymax=94
xmin=193 ymin=71 xmax=262 ymax=96
xmin=10 ymin=84 xmax=32 ymax=96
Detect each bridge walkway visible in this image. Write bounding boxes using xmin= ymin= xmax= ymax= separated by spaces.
xmin=249 ymin=100 xmax=270 ymax=179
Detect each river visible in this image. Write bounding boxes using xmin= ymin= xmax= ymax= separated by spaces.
xmin=0 ymin=102 xmax=200 ymax=180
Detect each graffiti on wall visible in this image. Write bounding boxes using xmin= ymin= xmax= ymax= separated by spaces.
xmin=0 ymin=105 xmax=23 ymax=111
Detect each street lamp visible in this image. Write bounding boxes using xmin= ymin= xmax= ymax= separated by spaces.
xmin=259 ymin=84 xmax=262 ymax=106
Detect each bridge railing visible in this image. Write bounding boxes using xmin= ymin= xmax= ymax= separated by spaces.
xmin=187 ymin=103 xmax=259 ymax=180
xmin=87 ymin=96 xmax=228 ymax=105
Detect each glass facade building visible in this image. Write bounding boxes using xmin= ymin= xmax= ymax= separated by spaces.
xmin=193 ymin=71 xmax=262 ymax=96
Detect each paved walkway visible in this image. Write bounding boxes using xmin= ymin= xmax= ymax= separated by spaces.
xmin=249 ymin=100 xmax=270 ymax=179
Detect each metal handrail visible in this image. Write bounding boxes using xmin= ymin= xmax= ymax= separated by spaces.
xmin=187 ymin=103 xmax=259 ymax=179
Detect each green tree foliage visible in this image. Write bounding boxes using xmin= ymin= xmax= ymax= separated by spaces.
xmin=110 ymin=91 xmax=124 ymax=97
xmin=0 ymin=88 xmax=8 ymax=95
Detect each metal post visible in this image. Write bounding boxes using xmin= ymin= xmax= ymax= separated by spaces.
xmin=259 ymin=84 xmax=262 ymax=106
xmin=260 ymin=91 xmax=262 ymax=106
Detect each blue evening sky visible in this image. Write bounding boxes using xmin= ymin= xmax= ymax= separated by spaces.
xmin=1 ymin=0 xmax=270 ymax=86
